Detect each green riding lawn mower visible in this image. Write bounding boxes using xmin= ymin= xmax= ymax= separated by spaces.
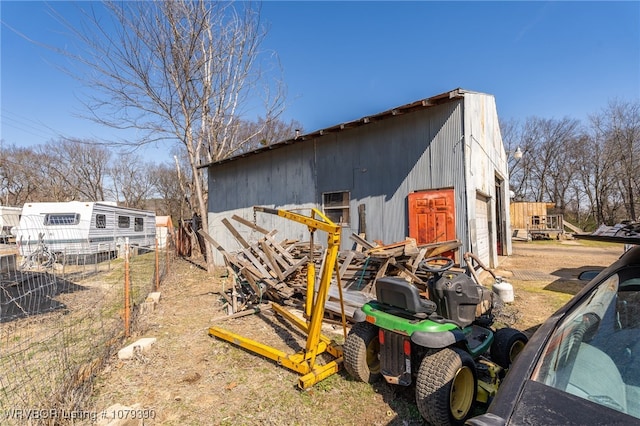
xmin=343 ymin=256 xmax=528 ymax=426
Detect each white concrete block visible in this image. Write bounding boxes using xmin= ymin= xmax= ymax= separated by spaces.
xmin=146 ymin=292 xmax=161 ymax=303
xmin=117 ymin=337 xmax=157 ymax=360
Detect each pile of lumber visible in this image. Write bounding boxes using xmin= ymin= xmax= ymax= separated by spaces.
xmin=202 ymin=216 xmax=460 ymax=319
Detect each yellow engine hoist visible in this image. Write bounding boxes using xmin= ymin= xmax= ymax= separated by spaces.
xmin=208 ymin=206 xmax=347 ymax=389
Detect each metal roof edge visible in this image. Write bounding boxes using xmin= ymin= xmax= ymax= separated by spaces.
xmin=199 ymin=87 xmax=476 ymax=169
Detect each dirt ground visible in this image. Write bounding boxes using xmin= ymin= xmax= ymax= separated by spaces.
xmin=89 ymin=240 xmax=624 ymax=426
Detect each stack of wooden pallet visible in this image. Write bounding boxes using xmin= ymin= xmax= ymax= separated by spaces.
xmin=202 ymin=216 xmax=460 ymax=319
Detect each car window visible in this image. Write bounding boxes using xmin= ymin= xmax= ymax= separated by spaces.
xmin=532 ymin=268 xmax=640 ymax=419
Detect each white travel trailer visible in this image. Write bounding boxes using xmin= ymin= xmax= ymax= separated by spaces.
xmin=14 ymin=201 xmax=156 ymax=258
xmin=0 ymin=206 xmax=22 ymax=243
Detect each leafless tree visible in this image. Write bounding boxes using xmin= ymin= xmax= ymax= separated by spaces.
xmin=151 ymin=162 xmax=187 ymax=220
xmin=580 ymin=100 xmax=639 ymax=225
xmin=500 ymin=118 xmax=527 ymax=199
xmin=54 ymin=0 xmax=286 ymax=270
xmin=0 ymin=144 xmax=42 ymax=205
xmin=33 ymin=146 xmax=74 ymax=202
xmin=238 ymin=117 xmax=304 ymax=153
xmin=110 ymin=153 xmax=158 ymax=209
xmin=600 ymin=100 xmax=640 ymax=220
xmin=43 ymin=139 xmax=111 ymax=201
xmin=503 ymin=117 xmax=580 ymax=210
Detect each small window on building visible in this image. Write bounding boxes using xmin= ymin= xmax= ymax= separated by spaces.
xmin=44 ymin=213 xmax=80 ymax=226
xmin=323 ymin=191 xmax=350 ymax=225
xmin=96 ymin=214 xmax=106 ymax=229
xmin=134 ymin=217 xmax=143 ymax=232
xmin=118 ymin=216 xmax=130 ymax=229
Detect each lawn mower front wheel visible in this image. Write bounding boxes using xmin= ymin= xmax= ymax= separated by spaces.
xmin=343 ymin=322 xmax=381 ymax=383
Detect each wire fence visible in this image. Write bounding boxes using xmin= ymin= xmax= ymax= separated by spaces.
xmin=0 ymin=216 xmax=175 ymax=424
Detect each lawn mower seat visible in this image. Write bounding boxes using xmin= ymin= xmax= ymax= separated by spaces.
xmin=375 ymin=277 xmax=437 ymax=315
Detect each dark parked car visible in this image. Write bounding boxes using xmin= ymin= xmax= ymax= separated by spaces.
xmin=468 ymin=241 xmax=640 ymax=425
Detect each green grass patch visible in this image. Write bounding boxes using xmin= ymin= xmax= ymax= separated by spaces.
xmin=519 ymin=239 xmax=619 ymax=249
xmin=516 ymin=282 xmax=573 ymax=310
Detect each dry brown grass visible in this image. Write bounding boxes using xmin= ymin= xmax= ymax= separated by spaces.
xmin=87 ymin=240 xmax=624 ymax=425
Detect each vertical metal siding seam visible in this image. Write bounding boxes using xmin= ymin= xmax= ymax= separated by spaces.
xmin=460 ymin=97 xmax=470 ymax=266
xmin=314 ymin=139 xmax=318 ymax=207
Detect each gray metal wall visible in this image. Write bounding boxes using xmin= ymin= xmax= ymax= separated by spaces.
xmin=207 ymin=100 xmax=474 ymax=263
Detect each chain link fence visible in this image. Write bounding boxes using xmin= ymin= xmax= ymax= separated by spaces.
xmin=0 ymin=215 xmax=174 ymax=424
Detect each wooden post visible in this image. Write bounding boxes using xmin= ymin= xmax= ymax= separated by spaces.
xmin=358 ymin=204 xmax=366 ymax=237
xmin=62 ymin=247 xmax=66 ymax=279
xmin=124 ymin=238 xmax=131 ymax=338
xmin=166 ymin=236 xmax=170 ymax=275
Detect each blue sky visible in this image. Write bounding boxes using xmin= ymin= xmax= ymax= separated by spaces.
xmin=1 ymin=1 xmax=639 ymax=161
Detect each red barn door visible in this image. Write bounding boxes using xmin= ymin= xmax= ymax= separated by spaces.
xmin=408 ymin=189 xmax=456 ymax=258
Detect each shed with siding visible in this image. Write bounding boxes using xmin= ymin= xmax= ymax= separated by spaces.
xmin=202 ymin=88 xmax=513 ymax=268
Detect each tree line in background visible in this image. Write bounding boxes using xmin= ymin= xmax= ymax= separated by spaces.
xmin=0 ymin=139 xmax=186 ymax=217
xmin=0 ymin=111 xmax=300 ymax=223
xmin=3 ymin=97 xmax=637 ymax=233
xmin=503 ymin=99 xmax=640 ymax=231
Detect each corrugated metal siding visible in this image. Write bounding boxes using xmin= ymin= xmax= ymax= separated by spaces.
xmin=208 ymin=142 xmax=319 ymax=262
xmin=422 ymin=101 xmax=468 ymax=261
xmin=314 ymin=101 xmax=465 ymax=248
xmin=207 ymin=91 xmax=508 ymax=266
xmin=463 ymin=93 xmax=510 ymax=266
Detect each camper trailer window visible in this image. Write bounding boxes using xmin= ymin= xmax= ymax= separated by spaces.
xmin=45 ymin=213 xmax=80 ymax=226
xmin=134 ymin=218 xmax=143 ymax=232
xmin=118 ymin=216 xmax=130 ymax=228
xmin=96 ymin=214 xmax=106 ymax=229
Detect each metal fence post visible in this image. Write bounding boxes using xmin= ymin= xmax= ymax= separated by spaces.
xmin=155 ymin=237 xmax=159 ymax=292
xmin=124 ymin=237 xmax=131 ymax=338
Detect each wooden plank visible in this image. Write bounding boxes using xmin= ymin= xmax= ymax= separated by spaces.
xmin=241 ymin=247 xmax=274 ymax=279
xmin=375 ymin=257 xmax=391 ymax=278
xmin=198 ymin=228 xmax=240 ymax=274
xmin=425 ymin=240 xmax=462 ymax=258
xmin=197 ymin=229 xmax=226 ymax=253
xmin=226 ymin=254 xmax=260 ymax=278
xmin=242 ymin=269 xmax=263 ymax=297
xmin=222 ymin=218 xmax=250 ymax=248
xmin=227 ymin=263 xmax=261 ymax=300
xmin=417 ymin=239 xmax=461 ymax=252
xmin=368 ymin=246 xmax=405 ymax=258
xmin=388 ymin=258 xmax=426 ymax=285
xmin=369 ymin=257 xmax=392 ymax=293
xmin=339 ymin=251 xmax=356 ymax=281
xmin=366 ymin=238 xmax=411 ymax=253
xmin=261 ymin=237 xmax=292 ymax=270
xmin=260 ymin=240 xmax=285 ymax=281
xmin=409 ymin=247 xmax=428 ymax=272
xmin=281 ymin=256 xmax=309 ymax=279
xmin=234 ymin=255 xmax=284 ymax=292
xmin=403 ymin=238 xmax=419 ymax=256
xmin=231 ymin=214 xmax=271 ymax=235
xmin=211 ymin=303 xmax=272 ymax=322
xmin=264 ymin=234 xmax=296 ymax=264
xmin=350 ymin=233 xmax=376 ymax=250
xmin=216 ymin=290 xmax=233 ymax=308
xmin=324 ymin=300 xmax=357 ymax=321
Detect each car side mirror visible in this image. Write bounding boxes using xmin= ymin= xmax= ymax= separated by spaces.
xmin=578 ymin=270 xmax=601 ymax=281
